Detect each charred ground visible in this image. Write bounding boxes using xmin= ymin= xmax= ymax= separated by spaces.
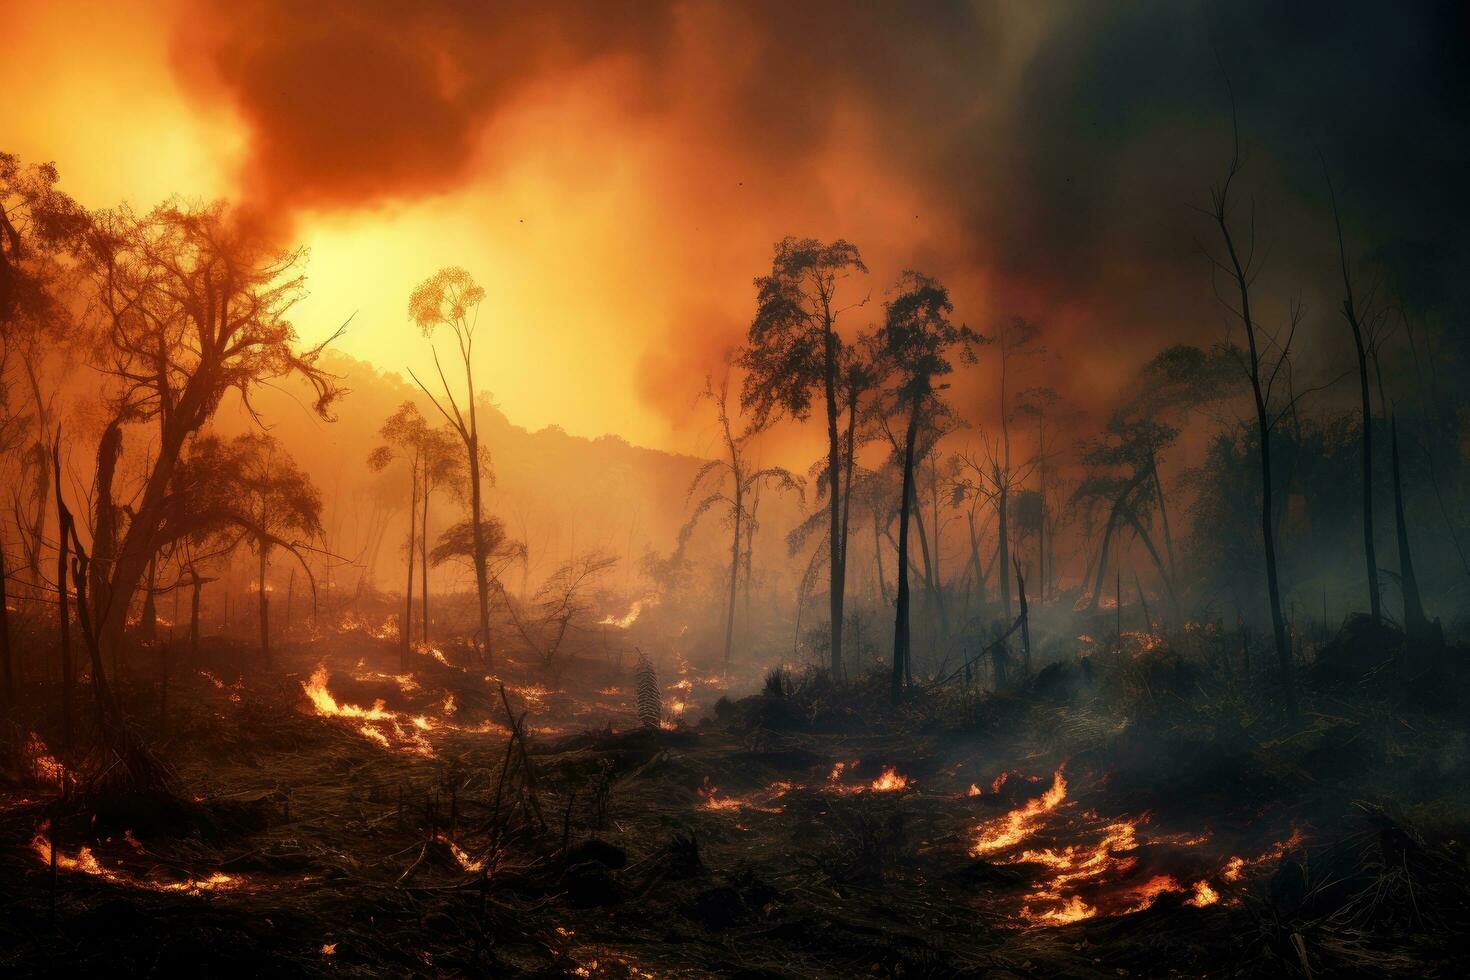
xmin=4 ymin=608 xmax=1468 ymax=979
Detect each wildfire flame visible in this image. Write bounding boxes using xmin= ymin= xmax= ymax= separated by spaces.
xmin=301 ymin=665 xmax=437 ymax=756
xmin=870 ymin=767 xmax=910 ymax=792
xmin=303 ymin=665 xmax=393 ymax=720
xmin=971 ymin=768 xmax=1068 ymax=856
xmin=600 ymin=597 xmax=655 ymax=628
xmin=24 ymin=733 xmax=67 ymax=785
xmin=698 ymin=778 xmax=741 ymax=811
xmin=969 ymin=767 xmax=1300 ymax=925
xmin=31 ymin=821 xmax=238 ymax=894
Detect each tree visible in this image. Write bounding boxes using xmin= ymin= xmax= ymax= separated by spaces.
xmin=1203 ymin=104 xmax=1301 ymax=721
xmin=369 ymin=402 xmax=431 ymax=666
xmin=872 ymin=272 xmax=978 ymax=703
xmin=172 ymin=434 xmax=321 ymax=665
xmin=1323 ymin=164 xmax=1386 ymax=627
xmin=511 ymin=550 xmax=619 ymax=671
xmin=417 ymin=425 xmax=462 ymax=645
xmin=430 ymin=515 xmax=526 ymax=607
xmin=1011 ymin=386 xmax=1061 ymax=601
xmin=1119 ymin=343 xmax=1244 ymax=589
xmin=679 ymin=370 xmax=802 ymax=676
xmin=408 ymin=267 xmax=494 ymax=661
xmin=740 ymin=237 xmax=867 ymax=680
xmin=1074 ymin=416 xmax=1179 ymax=615
xmin=79 ymin=200 xmax=343 ymax=682
xmin=234 ymin=435 xmax=322 ymax=664
xmin=990 ymin=318 xmax=1043 ymax=621
xmin=1 ymin=152 xmax=85 ymax=708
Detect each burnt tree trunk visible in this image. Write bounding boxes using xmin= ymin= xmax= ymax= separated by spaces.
xmin=257 ymin=540 xmax=271 ymax=666
xmin=891 ymin=397 xmax=920 ymax=704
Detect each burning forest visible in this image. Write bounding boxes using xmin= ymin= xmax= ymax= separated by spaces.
xmin=4 ymin=3 xmax=1470 ymax=978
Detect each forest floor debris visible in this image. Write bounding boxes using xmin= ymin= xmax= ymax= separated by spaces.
xmin=3 ymin=626 xmax=1469 ymax=978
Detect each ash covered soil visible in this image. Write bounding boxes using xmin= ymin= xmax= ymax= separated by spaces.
xmin=4 ymin=622 xmax=1470 ymax=978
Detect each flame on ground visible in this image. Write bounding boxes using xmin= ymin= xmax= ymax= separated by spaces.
xmin=24 ymin=733 xmax=67 ymax=785
xmin=437 ymin=834 xmax=485 ymax=872
xmin=870 ymin=767 xmax=911 ymax=792
xmin=697 ymin=777 xmax=789 ymax=813
xmin=971 ymin=768 xmax=1068 ymax=856
xmin=600 ymin=597 xmax=655 ymax=628
xmin=969 ymin=767 xmax=1302 ymax=925
xmin=698 ymin=778 xmax=742 ymax=811
xmin=31 ymin=821 xmax=238 ymax=894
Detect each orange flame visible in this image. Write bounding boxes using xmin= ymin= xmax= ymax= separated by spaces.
xmin=971 ymin=768 xmax=1067 ymax=857
xmin=870 ymin=767 xmax=910 ymax=792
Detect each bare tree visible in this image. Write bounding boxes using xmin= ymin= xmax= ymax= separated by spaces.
xmin=369 ymin=402 xmax=429 ymax=667
xmin=680 ymin=370 xmax=802 ymax=676
xmin=1203 ymin=101 xmax=1303 ymax=720
xmin=1323 ymin=164 xmax=1386 ymax=626
xmin=408 ymin=267 xmax=494 ymax=661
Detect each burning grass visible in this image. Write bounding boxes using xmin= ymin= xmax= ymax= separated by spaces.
xmin=966 ymin=764 xmax=1305 ymax=925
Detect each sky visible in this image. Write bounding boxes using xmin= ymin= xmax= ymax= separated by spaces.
xmin=3 ymin=0 xmax=1466 ymax=458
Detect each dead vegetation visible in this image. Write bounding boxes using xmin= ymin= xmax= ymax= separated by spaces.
xmin=3 ymin=608 xmax=1467 ymax=979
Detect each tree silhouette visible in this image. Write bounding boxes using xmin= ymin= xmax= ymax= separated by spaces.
xmin=1203 ymin=103 xmax=1303 ymax=721
xmin=680 ymin=369 xmax=802 ymax=676
xmin=1074 ymin=416 xmax=1179 ymax=615
xmin=740 ymin=237 xmax=867 ymax=680
xmin=79 ymin=200 xmax=343 ymax=679
xmin=174 ymin=433 xmax=322 ymax=665
xmin=234 ymin=435 xmax=321 ymax=663
xmin=0 ymin=153 xmax=85 ymax=709
xmin=872 ymin=272 xmax=978 ymax=702
xmin=1323 ymin=164 xmax=1387 ymax=628
xmin=370 ymin=402 xmax=426 ymax=665
xmin=429 ymin=515 xmax=526 ymax=616
xmin=408 ymin=267 xmax=495 ymax=662
xmin=989 ymin=318 xmax=1043 ymax=622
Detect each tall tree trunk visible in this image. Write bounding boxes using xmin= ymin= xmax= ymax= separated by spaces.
xmin=257 ymin=540 xmax=271 ymax=665
xmin=1014 ymin=557 xmax=1031 ymax=675
xmin=997 ymin=471 xmax=1012 ymax=621
xmin=724 ymin=483 xmax=742 ymax=678
xmin=1349 ymin=323 xmax=1382 ymax=623
xmin=824 ymin=317 xmax=844 ymax=683
xmin=141 ymin=555 xmax=159 ymax=646
xmin=403 ymin=458 xmax=419 ymax=672
xmin=872 ymin=512 xmax=891 ymax=607
xmin=1124 ymin=509 xmax=1179 ymax=617
xmin=1216 ymin=194 xmax=1296 ymax=721
xmin=284 ymin=569 xmax=294 ymax=635
xmin=95 ymin=414 xmax=194 ymax=683
xmin=1149 ymin=445 xmax=1177 ymax=576
xmin=836 ymin=391 xmax=859 ymax=679
xmin=465 ymin=369 xmax=493 ymax=663
xmin=55 ymin=446 xmax=73 ymax=751
xmin=190 ymin=577 xmax=202 ymax=661
xmin=891 ymin=399 xmax=920 ymax=703
xmin=0 ymin=537 xmax=11 ymax=709
xmin=421 ymin=483 xmax=430 ymax=645
xmin=1327 ymin=171 xmax=1383 ymax=625
xmin=910 ymin=482 xmax=950 ymax=639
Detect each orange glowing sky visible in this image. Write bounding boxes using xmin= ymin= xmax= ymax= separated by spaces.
xmin=2 ymin=0 xmax=1074 ymax=459
xmin=12 ymin=1 xmax=1432 ymax=458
